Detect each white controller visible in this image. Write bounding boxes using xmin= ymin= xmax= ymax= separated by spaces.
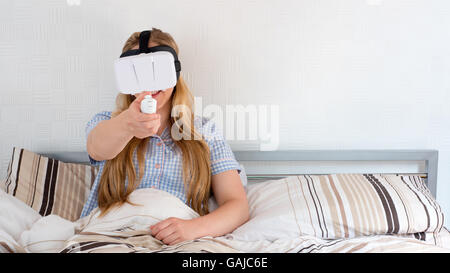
xmin=140 ymin=95 xmax=157 ymax=114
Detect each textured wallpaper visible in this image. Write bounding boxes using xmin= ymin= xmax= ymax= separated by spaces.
xmin=0 ymin=0 xmax=450 ymax=224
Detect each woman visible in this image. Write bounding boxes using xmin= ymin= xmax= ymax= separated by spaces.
xmin=80 ymin=28 xmax=249 ymax=246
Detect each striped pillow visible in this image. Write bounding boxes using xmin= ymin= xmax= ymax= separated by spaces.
xmin=2 ymin=147 xmax=97 ymax=221
xmin=231 ymin=174 xmax=444 ymax=241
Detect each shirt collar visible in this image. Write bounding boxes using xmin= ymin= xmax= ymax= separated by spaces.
xmin=150 ymin=126 xmax=176 ymax=151
xmin=150 ymin=125 xmax=170 ymax=139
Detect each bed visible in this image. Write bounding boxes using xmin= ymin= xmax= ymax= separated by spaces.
xmin=1 ymin=148 xmax=449 ymax=253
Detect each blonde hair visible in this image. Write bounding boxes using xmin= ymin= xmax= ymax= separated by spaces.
xmin=97 ymin=28 xmax=212 ymax=217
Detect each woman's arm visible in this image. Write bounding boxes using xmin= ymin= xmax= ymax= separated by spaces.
xmin=150 ymin=169 xmax=249 ymax=244
xmin=192 ymin=169 xmax=249 ymax=237
xmin=87 ymin=93 xmax=161 ymax=161
xmin=87 ymin=112 xmax=134 ymax=161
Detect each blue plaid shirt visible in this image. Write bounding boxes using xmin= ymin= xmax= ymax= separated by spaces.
xmin=80 ymin=111 xmax=241 ymax=218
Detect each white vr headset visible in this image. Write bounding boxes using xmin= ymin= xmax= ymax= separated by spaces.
xmin=114 ymin=30 xmax=181 ymax=94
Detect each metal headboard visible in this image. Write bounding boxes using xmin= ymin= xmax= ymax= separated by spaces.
xmin=41 ymin=149 xmax=439 ymax=197
xmin=233 ymin=150 xmax=438 ymax=197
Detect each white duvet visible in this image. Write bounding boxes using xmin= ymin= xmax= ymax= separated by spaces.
xmin=1 ymin=188 xmax=450 ymax=253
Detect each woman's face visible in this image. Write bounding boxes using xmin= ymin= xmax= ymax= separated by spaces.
xmin=132 ymin=41 xmax=174 ymax=113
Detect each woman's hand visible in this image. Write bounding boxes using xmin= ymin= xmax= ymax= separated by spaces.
xmin=150 ymin=217 xmax=201 ymax=245
xmin=119 ymin=92 xmax=161 ymax=139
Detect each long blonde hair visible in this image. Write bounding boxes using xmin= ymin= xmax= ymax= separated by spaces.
xmin=97 ymin=28 xmax=212 ymax=217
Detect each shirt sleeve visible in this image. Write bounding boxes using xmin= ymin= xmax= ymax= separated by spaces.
xmin=199 ymin=117 xmax=242 ymax=176
xmin=85 ymin=111 xmax=112 ymax=166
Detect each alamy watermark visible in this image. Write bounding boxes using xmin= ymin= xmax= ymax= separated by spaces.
xmin=171 ymin=97 xmax=279 ymax=151
xmin=66 ymin=0 xmax=81 ymax=6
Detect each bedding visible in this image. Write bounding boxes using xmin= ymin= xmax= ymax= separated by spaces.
xmin=0 ymin=189 xmax=41 ymax=253
xmin=0 ymin=188 xmax=41 ymax=242
xmin=1 ymin=148 xmax=449 ymax=253
xmin=1 ymin=187 xmax=450 ymax=253
xmin=229 ymin=174 xmax=444 ymax=241
xmin=2 ymin=147 xmax=247 ymax=219
xmin=3 ymin=147 xmax=97 ymax=221
xmin=0 ymin=188 xmax=239 ymax=253
xmin=215 ymin=229 xmax=450 ymax=253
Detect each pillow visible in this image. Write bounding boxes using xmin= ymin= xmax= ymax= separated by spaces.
xmin=18 ymin=215 xmax=75 ymax=253
xmin=0 ymin=188 xmax=41 ymax=242
xmin=230 ymin=173 xmax=444 ymax=241
xmin=2 ymin=147 xmax=97 ymax=221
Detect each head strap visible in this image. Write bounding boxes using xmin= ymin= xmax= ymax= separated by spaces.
xmin=138 ymin=30 xmax=151 ymax=53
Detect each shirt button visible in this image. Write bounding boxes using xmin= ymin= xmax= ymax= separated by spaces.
xmin=156 ymin=142 xmax=162 ymax=146
xmin=155 ymin=163 xmax=161 ymax=169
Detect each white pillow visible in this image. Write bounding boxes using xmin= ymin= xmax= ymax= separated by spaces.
xmin=0 ymin=229 xmax=23 ymax=253
xmin=18 ymin=215 xmax=75 ymax=253
xmin=228 ymin=178 xmax=295 ymax=241
xmin=0 ymin=189 xmax=42 ymax=242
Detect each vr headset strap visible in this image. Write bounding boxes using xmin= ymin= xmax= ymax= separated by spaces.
xmin=139 ymin=30 xmax=151 ymax=54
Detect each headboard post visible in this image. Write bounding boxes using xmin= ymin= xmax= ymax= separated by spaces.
xmin=425 ymin=150 xmax=439 ymax=198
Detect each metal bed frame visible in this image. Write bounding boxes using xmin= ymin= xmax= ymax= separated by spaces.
xmin=41 ymin=149 xmax=439 ymax=197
